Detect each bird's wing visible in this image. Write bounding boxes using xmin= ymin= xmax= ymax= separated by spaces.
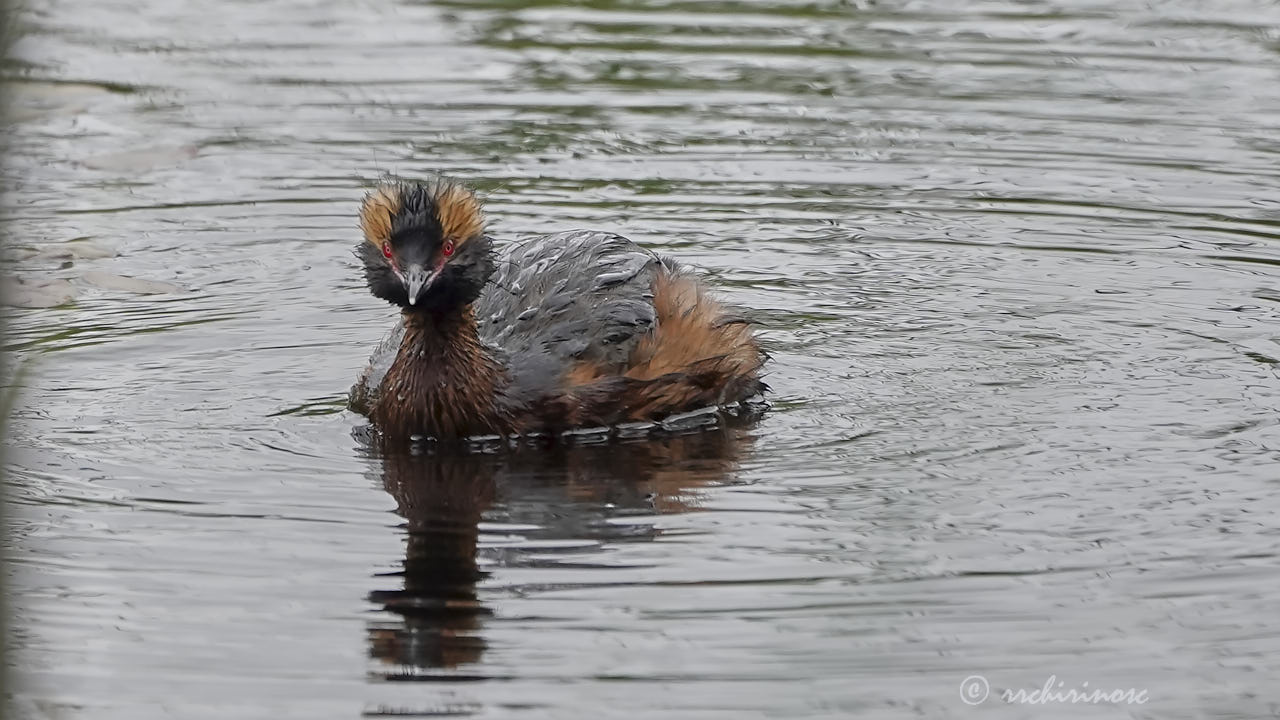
xmin=474 ymin=230 xmax=664 ymax=398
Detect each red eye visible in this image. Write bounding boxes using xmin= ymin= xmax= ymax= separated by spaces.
xmin=381 ymin=242 xmax=392 ymax=259
xmin=442 ymin=241 xmax=455 ymax=257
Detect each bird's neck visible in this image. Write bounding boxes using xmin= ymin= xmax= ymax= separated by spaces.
xmin=371 ymin=306 xmax=511 ymax=438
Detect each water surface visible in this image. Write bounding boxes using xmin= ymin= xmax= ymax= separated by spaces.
xmin=5 ymin=0 xmax=1280 ymax=717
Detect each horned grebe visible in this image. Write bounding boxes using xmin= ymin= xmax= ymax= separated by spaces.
xmin=350 ymin=178 xmax=766 ymax=439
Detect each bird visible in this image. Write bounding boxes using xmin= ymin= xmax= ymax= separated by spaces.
xmin=349 ymin=177 xmax=766 ymax=440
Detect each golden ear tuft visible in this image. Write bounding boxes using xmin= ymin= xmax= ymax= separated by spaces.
xmin=360 ymin=184 xmax=402 ymax=246
xmin=429 ymin=180 xmax=486 ymax=244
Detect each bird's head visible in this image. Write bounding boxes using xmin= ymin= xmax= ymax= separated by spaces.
xmin=357 ymin=178 xmax=495 ymax=312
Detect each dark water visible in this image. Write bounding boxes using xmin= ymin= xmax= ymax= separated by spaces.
xmin=5 ymin=0 xmax=1280 ymax=717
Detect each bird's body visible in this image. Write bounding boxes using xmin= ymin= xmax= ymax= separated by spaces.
xmin=350 ymin=179 xmax=766 ymax=440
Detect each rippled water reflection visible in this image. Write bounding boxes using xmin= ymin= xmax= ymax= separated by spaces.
xmin=5 ymin=0 xmax=1280 ymax=717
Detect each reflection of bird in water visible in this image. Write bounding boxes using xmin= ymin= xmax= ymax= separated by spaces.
xmin=367 ymin=450 xmax=495 ymax=672
xmin=364 ymin=420 xmax=758 ymax=678
xmin=350 ymin=178 xmax=767 ymax=440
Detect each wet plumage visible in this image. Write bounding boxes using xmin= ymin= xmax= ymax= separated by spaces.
xmin=350 ymin=178 xmax=766 ymax=440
